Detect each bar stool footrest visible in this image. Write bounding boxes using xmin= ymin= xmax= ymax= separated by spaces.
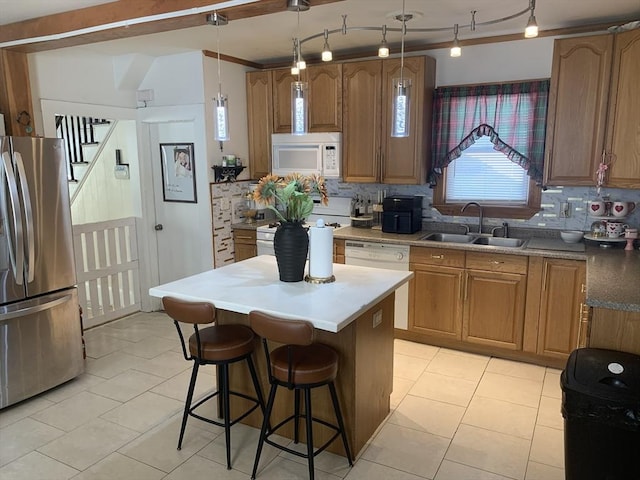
xmin=264 ymin=413 xmax=342 ymax=459
xmin=189 ymin=389 xmax=261 ymax=428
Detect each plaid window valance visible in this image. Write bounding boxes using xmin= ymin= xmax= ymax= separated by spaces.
xmin=428 ymin=80 xmax=550 ymax=187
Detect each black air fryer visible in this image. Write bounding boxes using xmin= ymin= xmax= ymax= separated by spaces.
xmin=382 ymin=195 xmax=422 ymax=234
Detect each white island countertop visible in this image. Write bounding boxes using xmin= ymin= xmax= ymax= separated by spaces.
xmin=149 ymin=255 xmax=413 ymax=332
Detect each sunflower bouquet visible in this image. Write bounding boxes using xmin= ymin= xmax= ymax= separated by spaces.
xmin=253 ymin=173 xmax=328 ymax=223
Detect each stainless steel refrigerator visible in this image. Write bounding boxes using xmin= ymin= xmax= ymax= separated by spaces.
xmin=1 ymin=136 xmax=84 ymax=409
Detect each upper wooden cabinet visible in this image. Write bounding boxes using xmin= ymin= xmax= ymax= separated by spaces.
xmin=544 ymin=29 xmax=640 ymax=188
xmin=544 ymin=35 xmax=613 ymax=186
xmin=605 ymin=28 xmax=640 ymax=188
xmin=343 ymin=56 xmax=435 ymax=184
xmin=272 ymin=64 xmax=342 ymax=134
xmin=307 ymin=64 xmax=343 ymax=132
xmin=246 ymin=70 xmax=273 ymax=180
xmin=272 ymin=68 xmax=296 ymax=134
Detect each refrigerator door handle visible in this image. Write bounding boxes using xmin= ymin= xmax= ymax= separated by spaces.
xmin=1 ymin=151 xmax=25 ymax=284
xmin=0 ymin=292 xmax=72 ymax=321
xmin=13 ymin=151 xmax=35 ymax=283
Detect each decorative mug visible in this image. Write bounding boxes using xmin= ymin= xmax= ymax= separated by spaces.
xmin=605 ymin=221 xmax=630 ymax=238
xmin=589 ymin=200 xmax=606 ymax=216
xmin=612 ymin=201 xmax=636 ymax=218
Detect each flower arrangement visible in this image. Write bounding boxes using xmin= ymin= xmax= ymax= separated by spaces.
xmin=253 ymin=173 xmax=328 ymax=223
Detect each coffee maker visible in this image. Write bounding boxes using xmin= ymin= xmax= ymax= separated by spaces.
xmin=382 ymin=195 xmax=422 ymax=234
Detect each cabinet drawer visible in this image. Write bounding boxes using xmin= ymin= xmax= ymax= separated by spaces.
xmin=466 ymin=252 xmax=527 ymax=274
xmin=233 ymin=229 xmax=256 ymax=244
xmin=410 ymin=247 xmax=465 ymax=268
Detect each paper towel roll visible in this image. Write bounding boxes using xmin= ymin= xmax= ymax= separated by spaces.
xmin=308 ymin=219 xmax=333 ymax=280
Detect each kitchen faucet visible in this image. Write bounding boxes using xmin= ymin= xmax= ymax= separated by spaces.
xmin=461 ymin=202 xmax=483 ymax=234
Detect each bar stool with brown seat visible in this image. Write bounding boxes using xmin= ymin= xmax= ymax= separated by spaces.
xmin=162 ymin=296 xmax=266 ymax=470
xmin=249 ymin=310 xmax=353 ymax=480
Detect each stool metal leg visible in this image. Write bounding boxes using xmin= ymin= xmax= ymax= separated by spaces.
xmin=221 ymin=363 xmax=232 ymax=470
xmin=246 ymin=355 xmax=267 ymax=420
xmin=294 ymin=388 xmax=301 ymax=444
xmin=304 ymin=387 xmax=315 ymax=480
xmin=177 ymin=361 xmax=199 ymax=450
xmin=251 ymin=383 xmax=278 ymax=480
xmin=329 ymin=382 xmax=353 ymax=466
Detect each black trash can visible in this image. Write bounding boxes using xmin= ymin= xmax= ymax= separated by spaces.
xmin=561 ymin=348 xmax=640 ymax=480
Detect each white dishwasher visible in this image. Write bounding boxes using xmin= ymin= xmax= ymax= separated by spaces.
xmin=344 ymin=240 xmax=410 ymax=330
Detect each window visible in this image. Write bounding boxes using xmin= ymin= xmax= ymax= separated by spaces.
xmin=445 ymin=136 xmax=530 ymax=204
xmin=429 ymin=81 xmax=549 ymax=219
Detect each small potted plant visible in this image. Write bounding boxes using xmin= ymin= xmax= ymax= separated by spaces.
xmin=253 ymin=173 xmax=328 ymax=281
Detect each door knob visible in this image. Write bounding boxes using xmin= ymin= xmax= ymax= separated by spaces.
xmin=154 ymin=224 xmax=163 ymax=231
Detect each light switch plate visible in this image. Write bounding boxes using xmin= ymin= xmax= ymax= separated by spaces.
xmin=372 ymin=310 xmax=383 ymax=328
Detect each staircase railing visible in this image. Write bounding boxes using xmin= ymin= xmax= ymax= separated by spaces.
xmin=55 ymin=115 xmax=111 ymax=182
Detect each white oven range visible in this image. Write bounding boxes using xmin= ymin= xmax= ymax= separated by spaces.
xmin=256 ymin=196 xmax=352 ymax=256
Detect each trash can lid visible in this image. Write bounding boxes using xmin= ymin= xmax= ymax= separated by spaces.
xmin=562 ymin=348 xmax=640 ymax=403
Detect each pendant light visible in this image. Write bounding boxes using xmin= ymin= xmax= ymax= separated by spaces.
xmin=208 ymin=12 xmax=230 ymax=142
xmin=291 ymin=6 xmax=308 ymax=134
xmin=391 ymin=0 xmax=411 ymax=138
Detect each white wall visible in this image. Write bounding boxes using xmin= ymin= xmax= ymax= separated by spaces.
xmin=70 ymin=120 xmax=139 ymax=224
xmin=428 ymin=37 xmax=555 ymax=86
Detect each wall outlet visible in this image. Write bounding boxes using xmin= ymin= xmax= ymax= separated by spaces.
xmin=372 ymin=310 xmax=383 ymax=328
xmin=560 ymin=202 xmax=571 ymax=218
xmin=220 ymin=197 xmax=230 ymax=211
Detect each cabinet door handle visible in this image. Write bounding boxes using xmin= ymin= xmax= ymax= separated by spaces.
xmin=430 ymin=254 xmax=444 ymax=259
xmin=459 ymin=273 xmax=465 ymax=303
xmin=490 ymin=261 xmax=504 ymax=265
xmin=236 ymin=235 xmax=254 ymax=240
xmin=542 ymin=262 xmax=549 ymax=291
xmin=462 ymin=272 xmax=469 ymax=302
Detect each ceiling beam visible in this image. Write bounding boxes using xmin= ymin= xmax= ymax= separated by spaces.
xmin=1 ymin=0 xmax=344 ymax=53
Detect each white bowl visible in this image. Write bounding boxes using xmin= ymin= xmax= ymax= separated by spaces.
xmin=561 ymin=231 xmax=584 ymax=243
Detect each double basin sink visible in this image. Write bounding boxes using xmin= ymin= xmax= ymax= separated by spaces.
xmin=420 ymin=232 xmax=527 ymax=249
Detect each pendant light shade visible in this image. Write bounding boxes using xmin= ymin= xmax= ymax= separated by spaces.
xmin=524 ymin=0 xmax=538 ymax=38
xmin=214 ymin=94 xmax=230 ymax=141
xmin=291 ymin=81 xmax=308 ymax=135
xmin=391 ymin=78 xmax=411 ymax=138
xmin=391 ymin=0 xmax=410 ymax=138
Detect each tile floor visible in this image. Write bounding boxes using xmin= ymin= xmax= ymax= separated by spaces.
xmin=0 ymin=312 xmax=565 ymax=480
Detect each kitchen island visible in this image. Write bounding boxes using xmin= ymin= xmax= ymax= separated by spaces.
xmin=149 ymin=255 xmax=413 ymax=456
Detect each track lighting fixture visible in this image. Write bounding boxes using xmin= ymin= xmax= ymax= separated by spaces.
xmin=450 ymin=24 xmax=461 ymax=57
xmin=378 ymin=25 xmax=390 ymax=58
xmin=524 ymin=0 xmax=539 ymax=38
xmin=321 ymin=29 xmax=332 ymax=61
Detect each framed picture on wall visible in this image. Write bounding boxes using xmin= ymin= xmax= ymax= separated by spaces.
xmin=159 ymin=143 xmax=197 ymax=203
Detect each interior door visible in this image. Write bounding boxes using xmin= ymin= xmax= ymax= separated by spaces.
xmin=149 ymin=122 xmax=204 ymax=285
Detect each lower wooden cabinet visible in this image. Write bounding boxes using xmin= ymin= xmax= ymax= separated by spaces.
xmin=406 ymin=247 xmax=579 ymax=363
xmin=463 ymin=253 xmax=527 ymax=350
xmin=589 ymin=308 xmax=640 ymax=356
xmin=525 ymin=257 xmax=586 ymax=361
xmin=233 ymin=229 xmax=257 ymax=262
xmin=334 ymin=239 xmax=345 ymax=264
xmin=409 ymin=247 xmax=464 ymax=339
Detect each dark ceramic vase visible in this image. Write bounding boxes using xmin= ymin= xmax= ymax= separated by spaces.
xmin=273 ymin=221 xmax=309 ymax=282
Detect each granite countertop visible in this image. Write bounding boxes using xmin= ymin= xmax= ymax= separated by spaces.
xmin=333 ymin=225 xmax=640 ymax=312
xmin=231 ymin=220 xmax=271 ymax=231
xmin=333 ymin=226 xmax=587 ymax=260
xmin=585 ymin=249 xmax=640 ymax=312
xmin=149 ymin=255 xmax=413 ymax=332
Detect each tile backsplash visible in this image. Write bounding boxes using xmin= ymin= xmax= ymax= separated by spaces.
xmin=325 ymin=180 xmax=640 ymax=231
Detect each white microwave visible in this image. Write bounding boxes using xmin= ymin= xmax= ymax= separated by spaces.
xmin=271 ymin=132 xmax=341 ymax=178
